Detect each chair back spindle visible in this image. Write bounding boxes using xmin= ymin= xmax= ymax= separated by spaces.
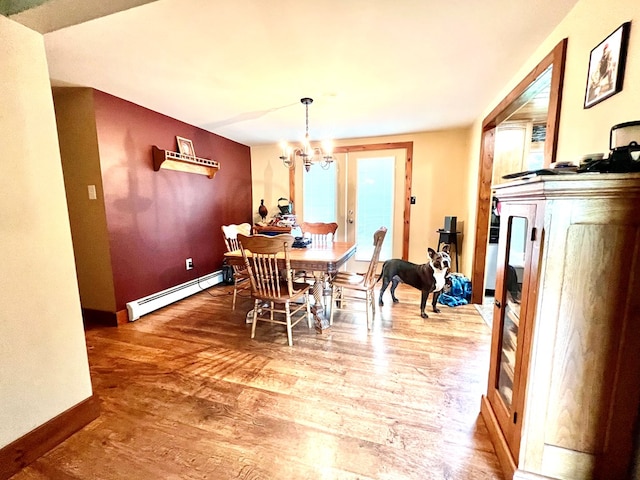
xmin=221 ymin=223 xmax=253 ymax=310
xmin=329 ymin=226 xmax=387 ymax=330
xmin=238 ymin=234 xmax=296 ymax=298
xmin=363 ymin=227 xmax=387 ymax=287
xmin=237 ymin=233 xmax=311 ymax=346
xmin=222 ymin=223 xmax=252 ymax=254
xmin=300 ymin=222 xmax=338 ymax=246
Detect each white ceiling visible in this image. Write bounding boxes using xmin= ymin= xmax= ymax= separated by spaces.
xmin=12 ymin=0 xmax=579 ymax=147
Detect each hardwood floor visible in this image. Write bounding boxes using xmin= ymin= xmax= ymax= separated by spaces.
xmin=12 ymin=283 xmax=504 ymax=479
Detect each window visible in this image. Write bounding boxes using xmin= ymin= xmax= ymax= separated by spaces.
xmin=302 ymin=162 xmax=337 ymax=222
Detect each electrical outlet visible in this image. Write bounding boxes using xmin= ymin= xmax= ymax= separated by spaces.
xmin=186 ymin=258 xmax=193 ymax=270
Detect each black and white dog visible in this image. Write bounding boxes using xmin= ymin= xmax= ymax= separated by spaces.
xmin=377 ymin=245 xmax=451 ymax=318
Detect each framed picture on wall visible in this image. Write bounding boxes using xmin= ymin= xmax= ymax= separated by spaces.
xmin=176 ymin=136 xmax=196 ymax=157
xmin=584 ymin=21 xmax=631 ymax=108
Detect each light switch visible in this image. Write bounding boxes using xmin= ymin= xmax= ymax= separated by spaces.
xmin=88 ymin=185 xmax=97 ymax=200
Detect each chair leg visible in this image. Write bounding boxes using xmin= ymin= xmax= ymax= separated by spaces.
xmin=364 ymin=292 xmax=372 ymax=330
xmin=337 ymin=286 xmax=344 ymax=307
xmin=370 ymin=290 xmax=376 ymax=328
xmin=232 ymin=284 xmax=238 ymax=310
xmin=251 ymin=299 xmax=259 ymax=339
xmin=285 ymin=301 xmax=293 ymax=347
xmin=329 ymin=286 xmax=337 ymax=325
xmin=370 ymin=289 xmax=376 ymax=320
xmin=305 ymin=292 xmax=312 ymax=328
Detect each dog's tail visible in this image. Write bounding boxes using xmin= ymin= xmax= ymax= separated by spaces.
xmin=375 ymin=261 xmax=387 ymax=284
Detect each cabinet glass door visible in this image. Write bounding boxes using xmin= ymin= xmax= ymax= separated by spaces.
xmin=497 ymin=215 xmax=526 ymax=411
xmin=488 ymin=203 xmax=536 ymax=463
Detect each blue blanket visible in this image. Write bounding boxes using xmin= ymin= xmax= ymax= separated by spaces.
xmin=438 ymin=274 xmax=472 ymax=307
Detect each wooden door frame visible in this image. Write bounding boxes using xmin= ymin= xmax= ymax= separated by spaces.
xmin=470 ymin=39 xmax=567 ymax=304
xmin=290 ymin=141 xmax=413 ymax=260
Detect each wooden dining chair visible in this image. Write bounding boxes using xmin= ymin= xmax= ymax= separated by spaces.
xmin=300 ymin=222 xmax=339 ymax=246
xmin=237 ymin=233 xmax=312 ymax=346
xmin=221 ymin=223 xmax=252 ymax=310
xmin=297 ymin=222 xmax=339 ymax=297
xmin=329 ymin=226 xmax=387 ymax=330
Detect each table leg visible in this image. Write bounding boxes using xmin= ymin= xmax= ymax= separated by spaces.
xmin=311 ymin=272 xmax=331 ymax=333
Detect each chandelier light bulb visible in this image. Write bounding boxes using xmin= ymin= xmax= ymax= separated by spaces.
xmin=279 ymin=97 xmax=334 ymax=171
xmin=279 ymin=141 xmax=288 ymax=158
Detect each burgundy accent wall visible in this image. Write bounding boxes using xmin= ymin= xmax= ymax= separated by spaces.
xmin=92 ymin=90 xmax=252 ymax=311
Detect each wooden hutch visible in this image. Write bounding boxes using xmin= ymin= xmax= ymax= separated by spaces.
xmin=481 ymin=173 xmax=640 ymax=479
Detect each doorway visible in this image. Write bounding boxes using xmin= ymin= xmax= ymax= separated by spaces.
xmin=341 ymin=149 xmax=406 ymax=270
xmin=471 ymin=39 xmax=567 ymax=305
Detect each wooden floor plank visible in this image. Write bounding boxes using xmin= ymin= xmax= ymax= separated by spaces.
xmin=11 ymin=283 xmax=503 ymax=479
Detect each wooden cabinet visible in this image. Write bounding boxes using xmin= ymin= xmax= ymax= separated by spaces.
xmin=484 ymin=201 xmax=539 ymax=468
xmin=481 ymin=173 xmax=640 ymax=480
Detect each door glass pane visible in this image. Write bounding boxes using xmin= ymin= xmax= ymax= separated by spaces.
xmin=302 ymin=162 xmax=337 ymax=222
xmin=355 ymin=157 xmax=394 ymax=261
xmin=497 ymin=216 xmax=526 ymax=410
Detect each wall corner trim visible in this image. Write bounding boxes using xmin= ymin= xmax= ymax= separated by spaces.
xmin=0 ymin=395 xmax=100 ymax=479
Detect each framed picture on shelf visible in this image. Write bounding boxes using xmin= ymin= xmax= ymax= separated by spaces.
xmin=584 ymin=21 xmax=631 ymax=108
xmin=176 ymin=136 xmax=196 ymax=157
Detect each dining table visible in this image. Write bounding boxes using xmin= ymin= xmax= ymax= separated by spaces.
xmin=224 ymin=241 xmax=357 ymax=333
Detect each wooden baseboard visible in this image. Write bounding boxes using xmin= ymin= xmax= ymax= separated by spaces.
xmin=480 ymin=395 xmax=517 ymax=480
xmin=0 ymin=395 xmax=100 ymax=480
xmin=116 ymin=309 xmax=129 ymax=325
xmin=82 ymin=308 xmax=129 ymax=326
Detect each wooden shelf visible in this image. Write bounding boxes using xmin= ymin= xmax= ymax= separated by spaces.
xmin=502 ymin=346 xmax=516 ymax=369
xmin=505 ymin=306 xmax=520 ymax=329
xmin=152 ymin=145 xmax=220 ymax=179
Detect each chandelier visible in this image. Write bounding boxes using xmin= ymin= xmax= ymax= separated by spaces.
xmin=279 ymin=97 xmax=334 ymax=172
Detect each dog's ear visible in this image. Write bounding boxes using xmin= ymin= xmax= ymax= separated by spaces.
xmin=442 ymin=244 xmax=450 ymax=254
xmin=428 ymin=247 xmax=436 ymax=259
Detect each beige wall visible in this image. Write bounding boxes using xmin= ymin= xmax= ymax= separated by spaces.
xmin=252 ymin=128 xmax=472 ymax=268
xmin=468 ymin=0 xmax=640 ymax=472
xmin=465 ymin=119 xmax=484 ymax=279
xmin=473 ymin=0 xmax=640 ymax=161
xmin=253 ymin=0 xmax=639 ymax=281
xmin=54 ymin=88 xmax=116 ymax=312
xmin=250 ymin=143 xmax=284 ymax=226
xmin=489 ymin=0 xmax=639 ymax=162
xmin=465 ymin=0 xmax=640 ymax=284
xmin=0 ymin=17 xmax=93 ymax=446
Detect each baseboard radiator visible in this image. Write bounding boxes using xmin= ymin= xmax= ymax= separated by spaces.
xmin=126 ymin=270 xmax=223 ymax=321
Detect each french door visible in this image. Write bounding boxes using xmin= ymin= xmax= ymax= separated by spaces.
xmin=296 ymin=145 xmax=410 ymax=269
xmin=339 ymin=149 xmax=405 ymax=270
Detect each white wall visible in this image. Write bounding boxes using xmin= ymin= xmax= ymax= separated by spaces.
xmin=0 ymin=16 xmax=93 ymax=447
